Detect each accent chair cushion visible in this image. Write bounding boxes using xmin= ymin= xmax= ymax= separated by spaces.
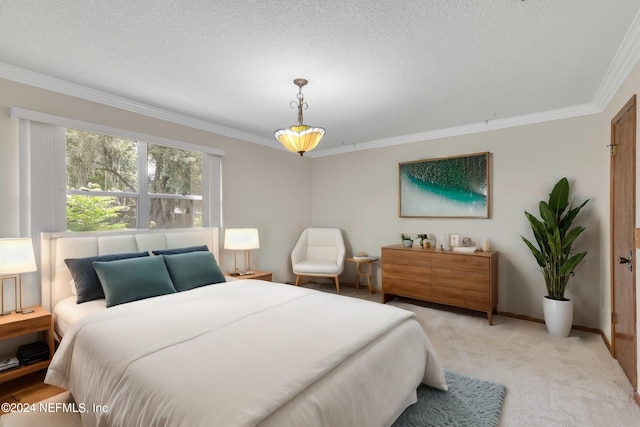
xmin=293 ymin=260 xmax=341 ymax=275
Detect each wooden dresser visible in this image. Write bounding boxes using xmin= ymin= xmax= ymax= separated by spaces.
xmin=381 ymin=245 xmax=498 ymax=325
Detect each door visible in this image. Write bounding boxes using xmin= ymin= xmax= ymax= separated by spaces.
xmin=611 ymin=95 xmax=637 ymax=390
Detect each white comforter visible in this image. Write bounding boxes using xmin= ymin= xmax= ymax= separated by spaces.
xmin=46 ymin=281 xmax=446 ymax=427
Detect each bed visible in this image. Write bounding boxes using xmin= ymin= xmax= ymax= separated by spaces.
xmin=41 ymin=228 xmax=447 ymax=427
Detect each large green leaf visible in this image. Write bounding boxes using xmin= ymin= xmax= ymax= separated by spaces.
xmin=558 ymin=252 xmax=587 ymax=276
xmin=539 ymin=201 xmax=557 ymax=232
xmin=521 ymin=236 xmax=546 ymax=267
xmin=549 ymin=177 xmax=569 ymax=213
xmin=562 ymin=226 xmax=586 ymax=251
xmin=547 ymin=227 xmax=562 ymax=256
xmin=559 ymin=199 xmax=589 ymax=235
xmin=525 ymin=211 xmax=549 ymax=254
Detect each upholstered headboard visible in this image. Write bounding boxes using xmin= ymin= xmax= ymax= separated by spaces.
xmin=41 ymin=228 xmax=219 ymax=311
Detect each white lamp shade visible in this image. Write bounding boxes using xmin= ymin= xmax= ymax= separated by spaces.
xmin=224 ymin=228 xmax=260 ymax=250
xmin=0 ymin=238 xmax=37 ymax=275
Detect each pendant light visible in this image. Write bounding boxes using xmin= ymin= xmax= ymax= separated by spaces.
xmin=274 ymin=78 xmax=325 ymax=156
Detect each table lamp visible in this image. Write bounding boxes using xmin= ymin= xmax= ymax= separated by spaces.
xmin=0 ymin=238 xmax=37 ymax=315
xmin=224 ymin=228 xmax=260 ymax=275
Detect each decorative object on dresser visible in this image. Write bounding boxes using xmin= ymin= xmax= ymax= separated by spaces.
xmin=0 ymin=238 xmax=37 ymax=315
xmin=224 ymin=228 xmax=260 ymax=276
xmin=521 ymin=177 xmax=589 ymax=337
xmin=399 ymin=152 xmax=491 ymax=218
xmin=417 ymin=234 xmax=437 ymax=249
xmin=381 ymin=245 xmax=498 ymax=325
xmin=401 ymin=233 xmax=413 ymax=247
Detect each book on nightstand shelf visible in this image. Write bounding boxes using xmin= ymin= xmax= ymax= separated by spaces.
xmin=0 ymin=354 xmax=19 ymax=372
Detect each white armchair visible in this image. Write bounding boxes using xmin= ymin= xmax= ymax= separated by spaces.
xmin=291 ymin=228 xmax=346 ymax=293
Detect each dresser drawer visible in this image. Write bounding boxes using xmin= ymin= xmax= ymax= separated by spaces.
xmin=432 ymin=253 xmax=488 ymax=274
xmin=382 ymin=248 xmax=431 ymax=268
xmin=432 ymin=269 xmax=490 ymax=310
xmin=383 ymin=276 xmax=432 ymax=300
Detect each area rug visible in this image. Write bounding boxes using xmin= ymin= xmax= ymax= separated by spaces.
xmin=393 ymin=370 xmax=506 ymax=427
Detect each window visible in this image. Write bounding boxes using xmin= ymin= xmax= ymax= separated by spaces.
xmin=66 ymin=129 xmax=204 ymax=231
xmin=13 ymin=107 xmax=223 ymax=237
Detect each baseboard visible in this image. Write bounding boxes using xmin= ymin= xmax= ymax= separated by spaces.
xmin=497 ymin=311 xmax=544 ymax=324
xmin=496 ymin=311 xmax=612 ymax=351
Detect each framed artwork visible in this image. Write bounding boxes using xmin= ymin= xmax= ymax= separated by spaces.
xmin=399 ymin=152 xmax=491 ymax=218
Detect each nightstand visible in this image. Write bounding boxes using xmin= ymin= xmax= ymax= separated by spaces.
xmin=228 ymin=270 xmax=272 ymax=281
xmin=0 ymin=306 xmax=54 ymax=383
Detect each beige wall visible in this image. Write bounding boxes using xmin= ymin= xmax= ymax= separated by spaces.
xmin=312 ymin=116 xmax=608 ymax=330
xmin=0 ymin=78 xmax=311 ymax=292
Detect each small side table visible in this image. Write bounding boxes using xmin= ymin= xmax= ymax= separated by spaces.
xmin=0 ymin=306 xmax=54 ymax=384
xmin=227 ymin=270 xmax=272 ymax=282
xmin=346 ymin=257 xmax=379 ymax=294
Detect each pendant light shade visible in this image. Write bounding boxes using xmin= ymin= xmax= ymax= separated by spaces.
xmin=274 ymin=78 xmax=325 ymax=156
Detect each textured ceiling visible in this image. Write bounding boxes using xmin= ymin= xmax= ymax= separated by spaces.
xmin=1 ymin=0 xmax=640 ymax=156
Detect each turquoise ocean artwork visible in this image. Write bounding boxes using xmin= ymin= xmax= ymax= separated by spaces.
xmin=399 ymin=153 xmax=489 ymax=217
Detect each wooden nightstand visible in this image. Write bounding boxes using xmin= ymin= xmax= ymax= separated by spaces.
xmin=228 ymin=270 xmax=272 ymax=281
xmin=0 ymin=306 xmax=55 ymax=383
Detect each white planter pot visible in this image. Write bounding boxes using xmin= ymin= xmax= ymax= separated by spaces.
xmin=542 ymin=296 xmax=573 ymax=337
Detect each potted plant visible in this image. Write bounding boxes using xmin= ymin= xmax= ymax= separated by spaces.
xmin=417 ymin=234 xmax=429 ymax=248
xmin=401 ymin=233 xmax=413 ymax=247
xmin=521 ymin=177 xmax=589 ymax=337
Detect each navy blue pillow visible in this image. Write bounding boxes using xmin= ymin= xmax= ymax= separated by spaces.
xmin=65 ymin=251 xmax=149 ymax=304
xmin=151 ymin=245 xmax=209 ymax=255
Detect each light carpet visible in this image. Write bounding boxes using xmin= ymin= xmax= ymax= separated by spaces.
xmin=387 ymin=300 xmax=640 ymax=427
xmin=393 ymin=370 xmax=505 ymax=427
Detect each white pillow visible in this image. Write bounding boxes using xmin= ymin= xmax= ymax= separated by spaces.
xmin=70 ymin=279 xmax=77 ymax=296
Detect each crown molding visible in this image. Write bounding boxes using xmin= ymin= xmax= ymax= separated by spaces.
xmin=0 ymin=61 xmax=278 ymax=149
xmin=0 ymin=40 xmax=632 ymax=160
xmin=592 ymin=8 xmax=640 ymax=109
xmin=308 ymin=103 xmax=600 ymax=158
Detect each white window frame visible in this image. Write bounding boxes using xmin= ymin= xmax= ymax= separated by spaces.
xmin=12 ymin=107 xmax=224 ymax=238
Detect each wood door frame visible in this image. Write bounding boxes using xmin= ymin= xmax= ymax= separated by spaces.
xmin=610 ymin=95 xmax=637 ymax=393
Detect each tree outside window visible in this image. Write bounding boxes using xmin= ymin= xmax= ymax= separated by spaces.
xmin=66 ymin=129 xmax=203 ymax=231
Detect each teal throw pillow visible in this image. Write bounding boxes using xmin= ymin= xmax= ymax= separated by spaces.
xmin=162 ymin=251 xmax=226 ymax=292
xmin=93 ymin=256 xmax=176 ymax=307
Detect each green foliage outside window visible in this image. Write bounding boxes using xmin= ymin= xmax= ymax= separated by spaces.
xmin=66 ymin=184 xmax=128 ymax=232
xmin=66 ymin=129 xmax=203 ymax=231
